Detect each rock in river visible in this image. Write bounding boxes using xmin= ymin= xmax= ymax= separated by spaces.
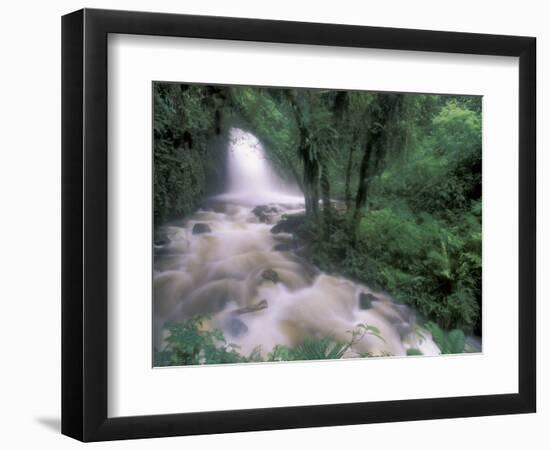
xmin=261 ymin=269 xmax=280 ymax=283
xmin=359 ymin=292 xmax=376 ymax=310
xmin=192 ymin=223 xmax=212 ymax=234
xmin=270 ymin=212 xmax=306 ymax=234
xmin=226 ymin=317 xmax=248 ymax=337
xmin=252 ymin=204 xmax=280 ymax=223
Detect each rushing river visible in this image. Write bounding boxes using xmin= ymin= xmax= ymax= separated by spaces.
xmin=153 ymin=128 xmax=442 ymax=361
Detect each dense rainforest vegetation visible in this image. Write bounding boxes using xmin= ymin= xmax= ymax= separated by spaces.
xmin=154 ymin=82 xmax=482 ymax=362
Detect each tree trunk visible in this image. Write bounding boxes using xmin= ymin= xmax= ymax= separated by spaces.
xmin=286 ymin=91 xmax=319 ymax=220
xmin=352 ymin=138 xmax=375 ymax=241
xmin=303 ymin=150 xmax=319 ymax=218
xmin=320 ymin=157 xmax=332 ymax=227
xmin=344 ymin=145 xmax=355 ymax=210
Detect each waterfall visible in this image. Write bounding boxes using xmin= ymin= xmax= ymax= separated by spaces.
xmin=223 ymin=128 xmax=301 ymax=204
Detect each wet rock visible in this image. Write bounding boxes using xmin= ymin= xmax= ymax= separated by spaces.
xmin=192 ymin=223 xmax=211 ymax=234
xmin=233 ymin=299 xmax=268 ymax=315
xmin=270 ymin=213 xmax=306 ymax=234
xmin=154 ymin=228 xmax=175 ymax=246
xmin=226 ymin=317 xmax=248 ymax=337
xmin=262 ymin=269 xmax=280 ymax=283
xmin=359 ymin=292 xmax=376 ymax=310
xmin=154 ymin=236 xmax=170 ymax=246
xmin=252 ymin=204 xmax=280 ymax=223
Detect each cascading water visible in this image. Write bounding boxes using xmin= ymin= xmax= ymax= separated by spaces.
xmin=153 ymin=128 xmax=443 ymax=362
xmin=227 ymin=129 xmax=278 ymax=195
xmin=221 ymin=128 xmax=302 ymax=205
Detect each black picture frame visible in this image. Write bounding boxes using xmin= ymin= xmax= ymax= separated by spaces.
xmin=62 ymin=8 xmax=536 ymax=442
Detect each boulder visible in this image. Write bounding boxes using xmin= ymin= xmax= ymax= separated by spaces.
xmin=226 ymin=317 xmax=248 ymax=337
xmin=252 ymin=205 xmax=280 ymax=223
xmin=154 ymin=236 xmax=170 ymax=246
xmin=359 ymin=292 xmax=376 ymax=310
xmin=192 ymin=223 xmax=211 ymax=234
xmin=261 ymin=269 xmax=280 ymax=283
xmin=154 ymin=228 xmax=175 ymax=246
xmin=270 ymin=212 xmax=306 ymax=234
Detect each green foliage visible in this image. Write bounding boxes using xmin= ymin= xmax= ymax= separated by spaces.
xmin=286 ymin=96 xmax=482 ymax=334
xmin=155 ymin=316 xmax=247 ymax=366
xmin=156 ymin=317 xmax=392 ymax=366
xmin=269 ymin=337 xmax=349 ymax=361
xmin=426 ymin=322 xmax=466 ymax=354
xmin=359 ymin=205 xmax=480 ymax=332
xmin=154 ymin=83 xmax=225 ymax=222
xmin=297 ymin=205 xmax=479 ymax=333
xmin=268 ymin=322 xmax=384 ymax=362
xmin=383 ymin=100 xmax=482 ymax=215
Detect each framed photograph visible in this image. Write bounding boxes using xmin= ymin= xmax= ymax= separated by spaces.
xmin=62 ymin=8 xmax=536 ymax=442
